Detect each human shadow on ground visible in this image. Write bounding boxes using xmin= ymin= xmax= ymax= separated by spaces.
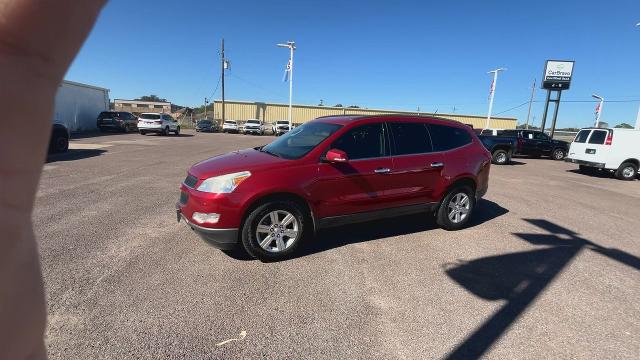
xmin=443 ymin=218 xmax=640 ymax=360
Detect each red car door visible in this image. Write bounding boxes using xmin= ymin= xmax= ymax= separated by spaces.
xmin=386 ymin=120 xmax=444 ymax=207
xmin=312 ymin=122 xmax=394 ymax=219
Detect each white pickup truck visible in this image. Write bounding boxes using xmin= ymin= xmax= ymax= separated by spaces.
xmin=243 ymin=119 xmax=265 ymax=135
xmin=272 ymin=120 xmax=291 ymax=136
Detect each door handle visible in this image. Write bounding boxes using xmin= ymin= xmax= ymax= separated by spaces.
xmin=430 ymin=162 xmax=444 ymax=168
xmin=374 ymin=168 xmax=391 ymax=174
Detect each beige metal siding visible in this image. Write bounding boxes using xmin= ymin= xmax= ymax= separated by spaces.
xmin=212 ymin=100 xmax=517 ymax=129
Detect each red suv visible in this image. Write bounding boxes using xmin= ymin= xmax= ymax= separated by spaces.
xmin=177 ymin=115 xmax=491 ymax=261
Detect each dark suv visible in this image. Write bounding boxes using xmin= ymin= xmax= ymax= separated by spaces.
xmin=177 ymin=115 xmax=492 ymax=261
xmin=97 ymin=111 xmax=138 ymax=133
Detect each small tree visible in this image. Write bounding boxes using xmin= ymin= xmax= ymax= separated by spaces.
xmin=135 ymin=95 xmax=167 ymax=102
xmin=615 ymin=123 xmax=634 ymax=129
xmin=334 ymin=104 xmax=343 ymax=108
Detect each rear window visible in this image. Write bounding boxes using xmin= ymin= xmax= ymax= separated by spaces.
xmin=389 ymin=122 xmax=432 ymax=155
xmin=588 ymin=130 xmax=608 ymax=144
xmin=246 ymin=120 xmax=260 ymax=124
xmin=225 ymin=121 xmax=237 ymax=124
xmin=98 ymin=112 xmax=117 ymax=119
xmin=574 ymin=130 xmax=591 ymax=143
xmin=197 ymin=120 xmax=212 ymax=125
xmin=139 ymin=114 xmax=161 ymax=120
xmin=277 ymin=121 xmax=289 ymax=125
xmin=428 ymin=124 xmax=472 ymax=152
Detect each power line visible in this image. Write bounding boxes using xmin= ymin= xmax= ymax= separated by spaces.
xmin=493 ymin=101 xmax=530 ymax=116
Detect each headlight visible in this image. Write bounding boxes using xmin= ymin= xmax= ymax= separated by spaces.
xmin=196 ymin=171 xmax=251 ymax=193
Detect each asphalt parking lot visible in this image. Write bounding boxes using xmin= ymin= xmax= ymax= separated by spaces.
xmin=37 ymin=130 xmax=640 ymax=359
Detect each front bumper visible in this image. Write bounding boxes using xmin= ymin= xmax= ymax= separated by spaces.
xmin=244 ymin=128 xmax=262 ymax=133
xmin=565 ymin=158 xmax=606 ymax=169
xmin=176 ymin=208 xmax=239 ymax=250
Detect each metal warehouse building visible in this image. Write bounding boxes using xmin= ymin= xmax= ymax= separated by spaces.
xmin=211 ymin=100 xmax=517 ymax=129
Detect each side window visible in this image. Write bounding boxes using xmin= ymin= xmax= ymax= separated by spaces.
xmin=388 ymin=122 xmax=432 ymax=155
xmin=332 ymin=123 xmax=386 ymax=160
xmin=480 ymin=129 xmax=492 ymax=136
xmin=574 ymin=130 xmax=591 ymax=143
xmin=428 ymin=124 xmax=473 ymax=152
xmin=521 ymin=131 xmax=534 ymax=139
xmin=533 ymin=132 xmax=549 ymax=140
xmin=588 ymin=130 xmax=608 ymax=144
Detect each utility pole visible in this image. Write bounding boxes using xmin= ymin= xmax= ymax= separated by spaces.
xmin=277 ymin=41 xmax=296 ymax=129
xmin=525 ymin=79 xmax=536 ymax=129
xmin=204 ymin=98 xmax=208 ymax=120
xmin=485 ymin=68 xmax=506 ymax=129
xmin=221 ymin=38 xmax=225 ymax=123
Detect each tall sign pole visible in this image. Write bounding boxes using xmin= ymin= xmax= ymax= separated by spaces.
xmin=278 ymin=41 xmax=296 ymax=130
xmin=221 ymin=38 xmax=225 ymax=123
xmin=540 ymin=60 xmax=574 ymax=137
xmin=525 ymin=79 xmax=536 ymax=130
xmin=485 ymin=68 xmax=506 ymax=130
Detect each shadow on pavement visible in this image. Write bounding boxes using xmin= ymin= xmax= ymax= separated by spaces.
xmin=565 ymin=168 xmax=631 ymax=180
xmin=46 ymin=149 xmax=106 ymax=163
xmin=443 ymin=218 xmax=640 ymax=360
xmin=296 ymin=199 xmax=509 ymax=259
xmin=507 ymin=160 xmax=527 ymax=166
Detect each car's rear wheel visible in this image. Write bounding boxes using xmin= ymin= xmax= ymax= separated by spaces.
xmin=552 ymin=148 xmax=566 ymax=160
xmin=162 ymin=126 xmax=169 ymax=136
xmin=139 ymin=130 xmax=146 ymax=135
xmin=174 ymin=126 xmax=180 ymax=135
xmin=492 ymin=150 xmax=509 ymax=165
xmin=436 ymin=186 xmax=475 ymax=230
xmin=49 ymin=130 xmax=69 ymax=153
xmin=241 ymin=201 xmax=307 ymax=261
xmin=615 ymin=162 xmax=638 ymax=181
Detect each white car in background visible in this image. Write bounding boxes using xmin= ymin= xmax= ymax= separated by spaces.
xmin=243 ymin=119 xmax=265 ymax=135
xmin=222 ymin=120 xmax=240 ymax=133
xmin=137 ymin=113 xmax=180 ymax=135
xmin=272 ymin=120 xmax=291 ymax=136
xmin=566 ymin=127 xmax=640 ymax=180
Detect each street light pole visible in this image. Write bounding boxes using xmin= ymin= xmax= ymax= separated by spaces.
xmin=592 ymin=94 xmax=604 ymax=127
xmin=277 ymin=41 xmax=296 ymax=130
xmin=636 ymin=23 xmax=640 ymax=129
xmin=485 ymin=68 xmax=506 ymax=129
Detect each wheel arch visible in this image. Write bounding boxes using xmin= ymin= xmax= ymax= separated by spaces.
xmin=620 ymin=158 xmax=640 ymax=168
xmin=240 ymin=192 xmax=317 ymax=235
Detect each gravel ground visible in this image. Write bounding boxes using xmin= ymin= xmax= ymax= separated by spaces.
xmin=36 ymin=130 xmax=640 ymax=359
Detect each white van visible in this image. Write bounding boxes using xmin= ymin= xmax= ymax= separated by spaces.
xmin=566 ymin=127 xmax=640 ymax=180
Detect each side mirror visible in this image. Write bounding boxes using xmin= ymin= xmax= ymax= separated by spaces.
xmin=325 ymin=149 xmax=348 ymax=163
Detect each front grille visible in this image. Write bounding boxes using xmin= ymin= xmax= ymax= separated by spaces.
xmin=179 ymin=191 xmax=189 ymax=204
xmin=183 ymin=174 xmax=198 ymax=188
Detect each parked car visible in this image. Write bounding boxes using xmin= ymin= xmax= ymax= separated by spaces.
xmin=137 ymin=113 xmax=180 ymax=135
xmin=478 ymin=134 xmax=517 ymax=165
xmin=97 ymin=111 xmax=138 ymax=133
xmin=49 ymin=123 xmax=70 ymax=153
xmin=222 ymin=120 xmax=240 ymax=133
xmin=272 ymin=120 xmax=291 ymax=136
xmin=176 ymin=115 xmax=491 ymax=261
xmin=243 ymin=119 xmax=265 ymax=135
xmin=565 ymin=127 xmax=640 ymax=180
xmin=195 ymin=119 xmax=219 ymax=133
xmin=496 ymin=129 xmax=568 ymax=160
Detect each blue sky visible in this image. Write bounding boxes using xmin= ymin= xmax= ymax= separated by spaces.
xmin=66 ymin=0 xmax=640 ymax=128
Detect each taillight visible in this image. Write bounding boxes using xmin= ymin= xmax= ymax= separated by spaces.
xmin=605 ymin=132 xmax=613 ymax=145
xmin=154 ymin=120 xmax=162 ymax=124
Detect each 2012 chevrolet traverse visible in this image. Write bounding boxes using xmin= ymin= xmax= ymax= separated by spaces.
xmin=177 ymin=115 xmax=491 ymax=261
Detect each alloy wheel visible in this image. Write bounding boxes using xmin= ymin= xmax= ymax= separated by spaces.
xmin=448 ymin=193 xmax=470 ymax=224
xmin=255 ymin=210 xmax=299 ymax=253
xmin=622 ymin=166 xmax=635 ymax=178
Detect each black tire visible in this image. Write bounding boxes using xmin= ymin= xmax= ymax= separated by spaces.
xmin=615 ymin=162 xmax=638 ymax=181
xmin=552 ymin=148 xmax=566 ymax=161
xmin=123 ymin=124 xmax=130 ymax=133
xmin=49 ymin=131 xmax=69 ymax=153
xmin=139 ymin=131 xmax=146 ymax=135
xmin=436 ymin=186 xmax=475 ymax=231
xmin=241 ymin=200 xmax=308 ymax=261
xmin=162 ymin=126 xmax=169 ymax=136
xmin=491 ymin=149 xmax=509 ymax=165
xmin=174 ymin=126 xmax=180 ymax=135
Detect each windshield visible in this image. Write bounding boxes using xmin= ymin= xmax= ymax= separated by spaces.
xmin=197 ymin=120 xmax=211 ymax=125
xmin=139 ymin=114 xmax=161 ymax=120
xmin=262 ymin=122 xmax=342 ymax=160
xmin=224 ymin=121 xmax=236 ymax=125
xmin=277 ymin=121 xmax=289 ymax=125
xmin=246 ymin=120 xmax=260 ymax=124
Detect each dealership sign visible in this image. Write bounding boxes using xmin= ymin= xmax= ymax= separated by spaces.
xmin=542 ymin=60 xmax=574 ymax=90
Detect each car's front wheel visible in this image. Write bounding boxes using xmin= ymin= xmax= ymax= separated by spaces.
xmin=436 ymin=186 xmax=475 ymax=230
xmin=174 ymin=126 xmax=180 ymax=135
xmin=552 ymin=148 xmax=566 ymax=160
xmin=241 ymin=201 xmax=308 ymax=261
xmin=492 ymin=149 xmax=509 ymax=165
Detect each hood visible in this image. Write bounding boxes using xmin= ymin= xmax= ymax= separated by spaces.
xmin=245 ymin=123 xmax=261 ymax=127
xmin=189 ymin=148 xmax=287 ymax=179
